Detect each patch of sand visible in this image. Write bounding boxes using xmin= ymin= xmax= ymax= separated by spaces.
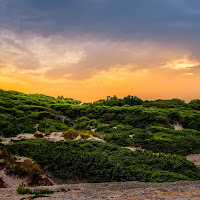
xmin=187 ymin=154 xmax=200 ymax=166
xmin=124 ymin=146 xmax=142 ymax=151
xmin=0 ymin=170 xmax=27 ymax=188
xmin=44 ymin=132 xmax=64 ymax=142
xmin=88 ymin=136 xmax=105 ymax=142
xmin=173 ymin=122 xmax=183 ymax=130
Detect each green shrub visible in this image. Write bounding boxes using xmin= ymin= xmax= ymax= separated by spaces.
xmin=33 ymin=189 xmax=54 ymax=195
xmin=38 ymin=119 xmax=68 ymax=132
xmin=16 ymin=185 xmax=53 ymax=199
xmin=16 ymin=184 xmax=30 ymax=194
xmin=149 ymin=171 xmax=192 ymax=182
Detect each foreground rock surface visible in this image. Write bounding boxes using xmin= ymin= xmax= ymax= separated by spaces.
xmin=1 ymin=180 xmax=200 ymax=200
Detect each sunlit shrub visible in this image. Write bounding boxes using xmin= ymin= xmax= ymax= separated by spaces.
xmin=5 ymin=155 xmax=41 ymax=177
xmin=29 ymin=162 xmax=41 ymax=175
xmin=23 ymin=158 xmax=33 ymax=166
xmin=62 ymin=129 xmax=79 ymax=140
xmin=80 ymin=132 xmax=91 ymax=139
xmin=22 ymin=159 xmax=41 ymax=175
xmin=2 ymin=147 xmax=15 ymax=163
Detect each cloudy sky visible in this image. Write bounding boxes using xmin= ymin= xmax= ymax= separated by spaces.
xmin=1 ymin=0 xmax=200 ymax=101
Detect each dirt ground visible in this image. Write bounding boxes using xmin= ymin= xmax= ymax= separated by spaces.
xmin=1 ymin=180 xmax=200 ymax=200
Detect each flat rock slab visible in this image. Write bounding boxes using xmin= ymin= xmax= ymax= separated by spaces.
xmin=1 ymin=180 xmax=200 ymax=200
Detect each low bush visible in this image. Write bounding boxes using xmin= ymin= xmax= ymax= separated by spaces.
xmin=34 ymin=133 xmax=43 ymax=138
xmin=16 ymin=184 xmax=30 ymax=194
xmin=62 ymin=129 xmax=79 ymax=140
xmin=22 ymin=158 xmax=41 ymax=175
xmin=33 ymin=189 xmax=54 ymax=195
xmin=44 ymin=131 xmax=51 ymax=136
xmin=80 ymin=132 xmax=91 ymax=139
xmin=23 ymin=158 xmax=33 ymax=166
xmin=16 ymin=184 xmax=54 ymax=199
xmin=2 ymin=147 xmax=15 ymax=163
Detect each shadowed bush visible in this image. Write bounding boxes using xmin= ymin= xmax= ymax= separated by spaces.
xmin=0 ymin=177 xmax=7 ymax=188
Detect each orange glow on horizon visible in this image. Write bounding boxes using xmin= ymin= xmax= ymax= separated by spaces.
xmin=0 ymin=30 xmax=200 ymax=102
xmin=1 ymin=63 xmax=200 ymax=102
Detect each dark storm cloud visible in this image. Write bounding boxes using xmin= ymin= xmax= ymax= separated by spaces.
xmin=1 ymin=0 xmax=200 ymax=80
xmin=1 ymin=0 xmax=200 ymax=43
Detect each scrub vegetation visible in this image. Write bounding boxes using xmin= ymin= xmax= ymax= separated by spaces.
xmin=1 ymin=89 xmax=200 ymax=183
xmin=8 ymin=139 xmax=200 ymax=183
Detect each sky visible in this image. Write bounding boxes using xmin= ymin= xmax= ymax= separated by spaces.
xmin=0 ymin=0 xmax=200 ymax=102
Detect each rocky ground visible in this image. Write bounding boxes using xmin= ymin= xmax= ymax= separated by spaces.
xmin=0 ymin=181 xmax=200 ymax=200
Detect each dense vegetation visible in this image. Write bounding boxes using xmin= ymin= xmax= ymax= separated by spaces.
xmin=0 ymin=89 xmax=80 ymax=136
xmin=1 ymin=89 xmax=200 ymax=183
xmin=1 ymin=89 xmax=200 ymax=156
xmin=8 ymin=139 xmax=200 ymax=183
